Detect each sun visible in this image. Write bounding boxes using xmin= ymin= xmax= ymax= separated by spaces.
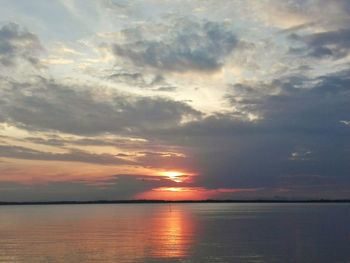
xmin=160 ymin=171 xmax=185 ymax=183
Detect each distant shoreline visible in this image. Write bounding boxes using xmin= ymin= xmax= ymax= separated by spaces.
xmin=1 ymin=199 xmax=350 ymax=205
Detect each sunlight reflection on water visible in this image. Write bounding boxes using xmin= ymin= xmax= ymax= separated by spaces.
xmin=0 ymin=203 xmax=349 ymax=262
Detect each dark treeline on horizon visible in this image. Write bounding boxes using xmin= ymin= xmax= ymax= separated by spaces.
xmin=1 ymin=199 xmax=350 ymax=205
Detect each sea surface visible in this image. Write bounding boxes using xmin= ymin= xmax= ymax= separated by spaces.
xmin=0 ymin=203 xmax=349 ymax=263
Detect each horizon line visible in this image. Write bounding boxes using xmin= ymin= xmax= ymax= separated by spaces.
xmin=1 ymin=199 xmax=350 ymax=205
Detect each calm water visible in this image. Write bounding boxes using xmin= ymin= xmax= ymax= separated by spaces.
xmin=0 ymin=203 xmax=349 ymax=263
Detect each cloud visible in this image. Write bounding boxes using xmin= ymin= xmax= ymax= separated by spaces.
xmin=134 ymin=150 xmax=195 ymax=171
xmin=111 ymin=18 xmax=238 ymax=72
xmin=0 ymin=23 xmax=43 ymax=67
xmin=0 ymin=77 xmax=201 ymax=135
xmin=340 ymin=120 xmax=350 ymax=126
xmin=0 ymin=176 xmax=160 ymax=201
xmin=289 ymin=29 xmax=350 ymax=59
xmin=108 ymin=71 xmax=146 ymax=86
xmin=225 ymin=71 xmax=350 ymax=135
xmin=254 ymin=0 xmax=350 ymax=29
xmin=154 ymin=86 xmax=177 ymax=92
xmin=1 ymin=1 xmax=350 ymax=200
xmin=107 ymin=71 xmax=177 ymax=91
xmin=19 ymin=134 xmax=170 ymax=153
xmin=0 ymin=144 xmax=133 ymax=165
xmin=140 ymin=69 xmax=350 ymax=196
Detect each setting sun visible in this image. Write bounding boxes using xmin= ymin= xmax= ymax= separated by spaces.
xmin=160 ymin=171 xmax=186 ymax=183
xmin=136 ymin=187 xmax=206 ymax=200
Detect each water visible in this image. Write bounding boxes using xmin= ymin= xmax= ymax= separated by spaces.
xmin=0 ymin=203 xmax=349 ymax=263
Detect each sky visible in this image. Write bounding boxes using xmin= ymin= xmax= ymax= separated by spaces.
xmin=0 ymin=0 xmax=349 ymax=201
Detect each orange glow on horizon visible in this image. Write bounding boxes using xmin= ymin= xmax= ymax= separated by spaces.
xmin=136 ymin=187 xmax=207 ymax=200
xmin=136 ymin=187 xmax=258 ymax=200
xmin=154 ymin=187 xmax=194 ymax=192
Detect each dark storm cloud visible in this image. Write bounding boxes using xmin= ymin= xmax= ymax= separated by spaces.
xmin=289 ymin=29 xmax=350 ymax=59
xmin=225 ymin=72 xmax=350 ymax=136
xmin=0 ymin=23 xmax=43 ymax=67
xmin=0 ymin=144 xmax=133 ymax=165
xmin=141 ymin=70 xmax=350 ymax=197
xmin=0 ymin=176 xmax=155 ymax=202
xmin=0 ymin=77 xmax=201 ymax=135
xmin=111 ymin=19 xmax=238 ymax=72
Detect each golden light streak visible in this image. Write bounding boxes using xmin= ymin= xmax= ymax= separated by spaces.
xmin=161 ymin=171 xmax=184 ymax=183
xmin=158 ymin=171 xmax=192 ymax=183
